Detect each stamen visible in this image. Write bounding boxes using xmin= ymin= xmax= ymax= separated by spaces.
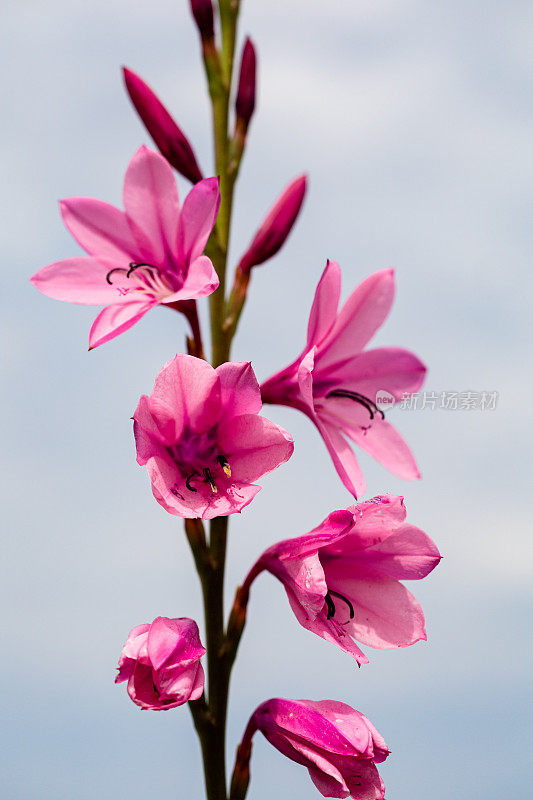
xmin=203 ymin=467 xmax=218 ymax=494
xmin=105 ymin=267 xmax=129 ymax=284
xmin=325 ymin=592 xmax=336 ymax=620
xmin=328 ymin=589 xmax=355 ymax=619
xmin=326 ymin=389 xmax=385 ymax=420
xmin=216 ymin=455 xmax=232 ymax=477
xmin=126 ymin=261 xmax=157 ymax=278
xmin=185 ymin=474 xmax=198 ymax=493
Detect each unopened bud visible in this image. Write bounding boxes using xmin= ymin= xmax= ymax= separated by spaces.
xmin=238 ymin=175 xmax=307 ymax=273
xmin=122 ymin=67 xmax=203 ymax=184
xmin=235 ymin=38 xmax=256 ymax=133
xmin=190 ymin=0 xmax=215 ymax=43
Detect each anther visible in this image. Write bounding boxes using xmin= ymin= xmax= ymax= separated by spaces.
xmin=325 ymin=592 xmax=336 ymax=620
xmin=328 ymin=589 xmax=355 ymax=619
xmin=126 ymin=261 xmax=157 ymax=278
xmin=105 ymin=267 xmax=128 ymax=284
xmin=326 ymin=389 xmax=385 ymax=420
xmin=185 ymin=474 xmax=198 ymax=493
xmin=216 ymin=455 xmax=232 ymax=477
xmin=203 ymin=467 xmax=218 ymax=494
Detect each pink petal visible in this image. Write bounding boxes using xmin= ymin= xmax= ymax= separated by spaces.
xmin=216 ymin=361 xmax=262 ymax=424
xmin=263 ymin=509 xmax=354 ymax=564
xmin=133 ymin=394 xmax=169 ymax=463
xmin=189 ymin=662 xmax=206 ymax=701
xmin=323 ymin=562 xmax=427 ymax=649
xmin=316 ymin=418 xmax=366 ymax=498
xmin=176 ymin=177 xmax=220 ymax=265
xmin=150 ymin=355 xmax=220 ymax=440
xmin=88 ymin=300 xmax=155 ymax=349
xmin=318 ymin=269 xmax=396 ymax=368
xmin=199 ymin=481 xmax=260 ymax=520
xmin=30 ymin=257 xmax=132 ymax=305
xmin=123 ymin=145 xmax=180 ymax=266
xmin=323 ymin=496 xmax=407 ymax=557
xmin=147 ymin=617 xmax=205 ymax=671
xmin=147 ymin=455 xmax=207 ymax=519
xmin=308 ymin=766 xmax=349 ymax=798
xmin=306 ymin=260 xmax=342 ymax=348
xmin=342 ymin=418 xmax=421 ymax=481
xmin=60 ymin=197 xmax=138 ymax=263
xmin=344 ymin=761 xmax=385 ymax=800
xmin=161 ymin=255 xmax=219 ymax=303
xmin=128 ymin=662 xmax=160 ymax=709
xmin=217 ymin=414 xmax=293 ymax=482
xmin=356 ymin=524 xmax=441 ymax=580
xmin=318 ymin=346 xmax=426 ymax=400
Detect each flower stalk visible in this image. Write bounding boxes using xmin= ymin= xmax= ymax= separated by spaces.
xmin=188 ymin=2 xmax=247 ymax=796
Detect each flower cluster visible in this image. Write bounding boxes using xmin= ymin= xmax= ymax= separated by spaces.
xmin=32 ymin=4 xmax=442 ymax=799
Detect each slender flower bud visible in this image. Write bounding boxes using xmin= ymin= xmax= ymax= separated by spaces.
xmin=238 ymin=175 xmax=307 ymax=273
xmin=235 ymin=38 xmax=257 ymax=134
xmin=122 ymin=67 xmax=203 ymax=184
xmin=189 ymin=0 xmax=215 ymax=43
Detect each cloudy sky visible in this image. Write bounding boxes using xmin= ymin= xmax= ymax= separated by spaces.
xmin=2 ymin=0 xmax=532 ymax=798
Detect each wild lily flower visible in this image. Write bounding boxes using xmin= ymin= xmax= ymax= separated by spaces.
xmin=133 ymin=355 xmax=294 ymax=519
xmin=260 ymin=261 xmax=426 ymax=497
xmin=30 ymin=146 xmax=219 ymax=349
xmin=242 ymin=495 xmax=441 ymax=664
xmin=123 ymin=68 xmax=204 ymax=183
xmin=115 ymin=616 xmax=205 ymax=710
xmin=237 ymin=698 xmax=389 ymax=799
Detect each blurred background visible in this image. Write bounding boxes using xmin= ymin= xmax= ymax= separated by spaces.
xmin=2 ymin=0 xmax=532 ymax=797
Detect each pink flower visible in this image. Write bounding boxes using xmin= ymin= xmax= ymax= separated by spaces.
xmin=237 ymin=698 xmax=389 ymax=799
xmin=30 ymin=146 xmax=220 ymax=349
xmin=237 ymin=175 xmax=307 ymax=274
xmin=133 ymin=356 xmax=294 ymax=519
xmin=244 ymin=495 xmax=441 ymax=664
xmin=260 ymin=261 xmax=426 ymax=497
xmin=115 ymin=616 xmax=205 ymax=710
xmin=123 ymin=68 xmax=204 ymax=183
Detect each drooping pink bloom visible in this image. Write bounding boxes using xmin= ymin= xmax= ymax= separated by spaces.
xmin=243 ymin=495 xmax=441 ymax=664
xmin=133 ymin=355 xmax=294 ymax=519
xmin=115 ymin=616 xmax=205 ymax=710
xmin=236 ymin=698 xmax=389 ymax=799
xmin=237 ymin=175 xmax=307 ymax=273
xmin=261 ymin=261 xmax=426 ymax=497
xmin=123 ymin=68 xmax=204 ymax=183
xmin=30 ymin=146 xmax=219 ymax=349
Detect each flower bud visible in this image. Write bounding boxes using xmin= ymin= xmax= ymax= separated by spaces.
xmin=243 ymin=698 xmax=389 ymax=798
xmin=189 ymin=0 xmax=215 ymax=43
xmin=115 ymin=617 xmax=206 ymax=710
xmin=122 ymin=67 xmax=203 ymax=184
xmin=238 ymin=174 xmax=307 ymax=273
xmin=235 ymin=38 xmax=256 ymax=133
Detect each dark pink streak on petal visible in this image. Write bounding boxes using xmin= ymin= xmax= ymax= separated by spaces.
xmin=89 ymin=300 xmax=155 ymax=349
xmin=318 ymin=269 xmax=396 ymax=368
xmin=123 ymin=145 xmax=180 ymax=268
xmin=60 ymin=197 xmax=138 ymax=264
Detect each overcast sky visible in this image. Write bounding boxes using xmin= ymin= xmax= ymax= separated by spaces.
xmin=2 ymin=1 xmax=532 ymax=798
